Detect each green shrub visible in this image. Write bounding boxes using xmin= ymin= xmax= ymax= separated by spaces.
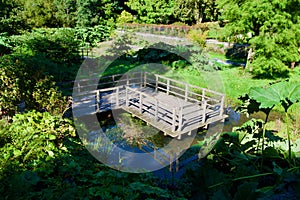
xmin=171 ymin=60 xmax=189 ymax=70
xmin=0 ymin=55 xmax=66 ymax=116
xmin=117 ymin=11 xmax=135 ymax=25
xmin=75 ymin=25 xmax=111 ymax=47
xmin=252 ymin=56 xmax=290 ymax=79
xmin=187 ymin=29 xmax=208 ymax=48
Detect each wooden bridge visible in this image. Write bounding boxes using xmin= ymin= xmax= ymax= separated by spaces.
xmin=73 ymin=72 xmax=227 ymax=139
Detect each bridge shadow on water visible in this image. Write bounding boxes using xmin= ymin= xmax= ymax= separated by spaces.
xmin=78 ymin=108 xmax=247 ymax=180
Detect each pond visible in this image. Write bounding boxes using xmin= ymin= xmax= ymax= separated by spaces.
xmin=77 ymin=107 xmax=282 ymax=175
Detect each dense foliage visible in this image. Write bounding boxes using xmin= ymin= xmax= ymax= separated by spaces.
xmin=0 ymin=0 xmax=122 ymax=34
xmin=0 ymin=112 xmax=188 ymax=199
xmin=0 ymin=54 xmax=66 ymax=116
xmin=125 ymin=0 xmax=220 ymax=25
xmin=1 ymin=0 xmax=300 ymax=199
xmin=174 ymin=0 xmax=219 ymax=24
xmin=217 ymin=0 xmax=300 ymax=78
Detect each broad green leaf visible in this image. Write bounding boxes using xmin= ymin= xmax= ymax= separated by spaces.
xmin=48 ymin=134 xmax=56 ymax=140
xmin=249 ymin=87 xmax=280 ymax=109
xmin=47 ymin=150 xmax=54 ymax=157
xmin=286 ymin=81 xmax=300 ymax=103
xmin=249 ymin=81 xmax=300 ymax=110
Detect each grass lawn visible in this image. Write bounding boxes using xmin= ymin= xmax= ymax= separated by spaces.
xmin=163 ymin=67 xmax=272 ymax=106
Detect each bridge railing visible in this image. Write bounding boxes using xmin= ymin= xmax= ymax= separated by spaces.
xmin=143 ymin=72 xmax=225 ymax=117
xmin=119 ymin=23 xmax=219 ymax=38
xmin=125 ymin=86 xmax=183 ymax=132
xmin=74 ymin=71 xmax=225 ymax=126
xmin=72 ymin=71 xmax=145 ymax=93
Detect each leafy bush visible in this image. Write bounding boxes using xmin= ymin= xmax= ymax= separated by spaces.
xmin=252 ymin=56 xmax=290 ymax=79
xmin=189 ymin=46 xmax=219 ymax=72
xmin=171 ymin=60 xmax=189 ymax=70
xmin=0 ymin=33 xmax=12 ymax=56
xmin=187 ymin=29 xmax=208 ymax=48
xmin=117 ymin=11 xmax=135 ymax=25
xmin=12 ymin=28 xmax=80 ymax=61
xmin=0 ymin=111 xmax=188 ymax=199
xmin=75 ymin=25 xmax=111 ymax=47
xmin=0 ymin=55 xmax=66 ymax=116
xmin=183 ymin=118 xmax=300 ymax=199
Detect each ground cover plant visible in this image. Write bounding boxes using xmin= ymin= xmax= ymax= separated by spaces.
xmin=1 ymin=1 xmax=300 ymax=199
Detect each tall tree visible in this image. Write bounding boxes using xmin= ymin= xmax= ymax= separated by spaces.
xmin=75 ymin=0 xmax=120 ymax=27
xmin=174 ymin=0 xmax=219 ymax=24
xmin=0 ymin=0 xmax=27 ymax=35
xmin=54 ymin=0 xmax=77 ymax=27
xmin=217 ymin=0 xmax=300 ymax=78
xmin=126 ymin=0 xmax=175 ymax=24
xmin=19 ymin=0 xmax=59 ymax=28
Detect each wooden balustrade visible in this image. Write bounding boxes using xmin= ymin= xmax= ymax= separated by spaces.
xmin=74 ymin=71 xmax=227 ymax=138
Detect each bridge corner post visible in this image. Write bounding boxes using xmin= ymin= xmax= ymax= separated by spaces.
xmin=176 ymin=152 xmax=180 ymax=172
xmin=172 ymin=108 xmax=176 ymax=132
xmin=202 ymin=100 xmax=207 ymax=123
xmin=202 ymin=89 xmax=206 ymax=101
xmin=143 ymin=72 xmax=147 ymax=87
xmin=169 ymin=154 xmax=173 ymax=172
xmin=126 ymin=74 xmax=129 ymax=86
xmin=177 ymin=134 xmax=182 ymax=140
xmin=178 ymin=107 xmax=183 ymax=133
xmin=219 ymin=95 xmax=225 ymax=117
xmin=185 ymin=83 xmax=188 ymax=102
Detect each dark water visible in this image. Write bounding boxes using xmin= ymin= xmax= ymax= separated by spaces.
xmin=83 ymin=108 xmax=282 ymax=177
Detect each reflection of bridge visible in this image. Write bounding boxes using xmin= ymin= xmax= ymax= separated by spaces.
xmin=73 ymin=72 xmax=227 ymax=139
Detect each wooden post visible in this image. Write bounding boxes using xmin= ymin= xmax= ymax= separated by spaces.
xmin=155 ymin=99 xmax=158 ymax=121
xmin=202 ymin=100 xmax=207 ymax=123
xmin=185 ymin=83 xmax=188 ymax=102
xmin=177 ymin=133 xmax=182 ymax=140
xmin=167 ymin=79 xmax=170 ymax=95
xmin=96 ymin=90 xmax=100 ymax=112
xmin=176 ymin=152 xmax=179 ymax=172
xmin=140 ymin=71 xmax=143 ymax=87
xmin=139 ymin=92 xmax=143 ymax=114
xmin=125 ymin=87 xmax=129 ymax=107
xmin=172 ymin=108 xmax=176 ymax=131
xmin=155 ymin=76 xmax=158 ymax=92
xmin=116 ymin=87 xmax=119 ymax=107
xmin=143 ymin=72 xmax=147 ymax=87
xmin=202 ymin=89 xmax=206 ymax=101
xmin=126 ymin=74 xmax=129 ymax=86
xmin=77 ymin=82 xmax=81 ymax=93
xmin=169 ymin=154 xmax=173 ymax=172
xmin=178 ymin=107 xmax=183 ymax=132
xmin=219 ymin=95 xmax=225 ymax=117
xmin=112 ymin=75 xmax=115 ymax=86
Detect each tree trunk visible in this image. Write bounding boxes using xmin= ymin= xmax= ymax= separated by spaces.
xmin=291 ymin=62 xmax=295 ymax=70
xmin=246 ymin=47 xmax=254 ymax=72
